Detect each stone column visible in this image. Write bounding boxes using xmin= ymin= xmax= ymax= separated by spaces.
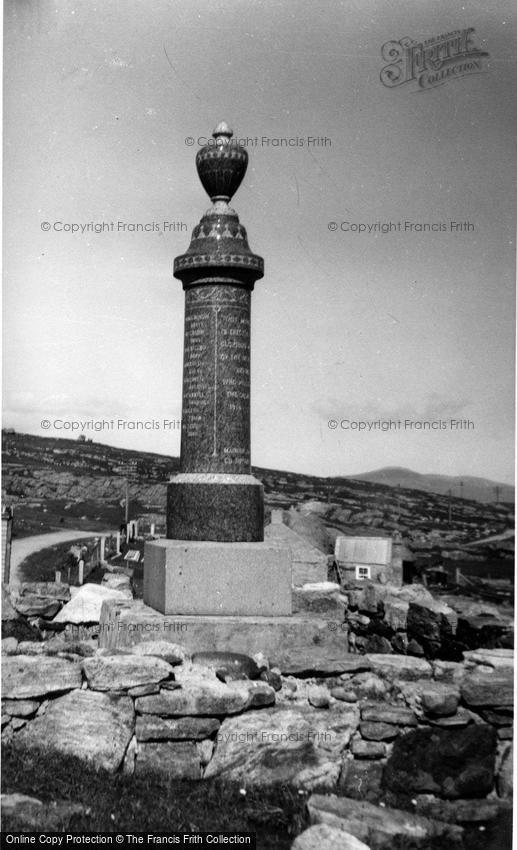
xmin=167 ymin=122 xmax=264 ymax=543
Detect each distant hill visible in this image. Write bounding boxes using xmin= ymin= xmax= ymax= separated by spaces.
xmin=2 ymin=432 xmax=513 ymax=559
xmin=354 ymin=466 xmax=514 ymax=504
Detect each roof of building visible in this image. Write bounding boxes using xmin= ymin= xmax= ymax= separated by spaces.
xmin=335 ymin=535 xmax=392 ymax=566
xmin=264 ymin=521 xmax=327 ymax=563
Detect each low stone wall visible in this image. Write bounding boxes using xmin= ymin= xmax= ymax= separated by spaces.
xmin=1 ymin=579 xmax=513 ymax=847
xmin=342 ymin=580 xmax=513 ymax=659
xmin=2 ymin=637 xmax=512 ymax=808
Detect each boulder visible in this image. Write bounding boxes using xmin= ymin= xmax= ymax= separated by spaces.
xmin=407 ymin=599 xmax=457 ymax=656
xmin=365 ymin=654 xmax=432 ymax=681
xmin=204 ymin=705 xmax=359 ymax=789
xmin=241 ymin=680 xmax=276 ymax=708
xmin=135 ymin=741 xmax=201 ymax=779
xmin=346 ymin=673 xmax=388 ymax=700
xmin=82 ymin=654 xmax=174 ymax=691
xmin=426 ymin=707 xmax=474 ymax=728
xmin=350 ymin=739 xmax=386 ymax=759
xmin=331 ymin=688 xmax=358 ymax=703
xmin=135 ymin=715 xmax=220 ymax=741
xmin=135 ymin=679 xmax=251 ymax=716
xmin=383 ymin=598 xmax=409 ymax=632
xmin=1 ymin=637 xmax=18 ymax=655
xmin=359 ymin=721 xmax=398 ymax=742
xmin=420 ymin=684 xmax=460 ymax=717
xmin=364 ymin=636 xmax=392 ymax=655
xmin=460 ymin=670 xmax=513 ymax=708
xmin=52 ymin=584 xmax=129 ymax=624
xmin=307 ymin=794 xmax=463 ymax=849
xmin=384 ymin=725 xmax=497 ymax=799
xmin=2 ymin=656 xmax=81 ymax=699
xmin=338 ymin=759 xmax=384 ymax=802
xmin=308 ymin=686 xmax=330 ymax=708
xmin=15 ymin=690 xmax=134 ymax=772
xmin=291 ymin=824 xmax=371 ymax=850
xmin=432 ymin=660 xmax=466 ymax=683
xmin=13 ymin=598 xmax=61 ymax=619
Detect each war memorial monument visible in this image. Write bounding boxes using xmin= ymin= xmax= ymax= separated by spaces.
xmin=101 ymin=123 xmax=349 ymax=669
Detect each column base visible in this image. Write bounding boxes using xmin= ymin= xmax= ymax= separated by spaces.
xmin=144 ymin=539 xmax=291 ymax=616
xmin=167 ymin=473 xmax=264 ymax=542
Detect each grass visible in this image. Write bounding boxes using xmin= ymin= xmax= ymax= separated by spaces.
xmin=1 ymin=742 xmax=308 ymax=847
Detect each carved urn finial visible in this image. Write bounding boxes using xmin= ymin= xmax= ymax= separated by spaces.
xmin=196 ymin=121 xmax=248 ymax=205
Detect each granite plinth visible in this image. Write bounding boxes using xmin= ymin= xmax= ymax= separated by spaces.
xmin=167 ymin=473 xmax=264 ymax=542
xmin=98 ymin=599 xmax=350 ymax=674
xmin=144 ymin=539 xmax=290 ymax=616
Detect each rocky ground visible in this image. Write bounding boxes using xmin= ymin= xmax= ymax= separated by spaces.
xmin=1 ymin=576 xmax=513 ymax=849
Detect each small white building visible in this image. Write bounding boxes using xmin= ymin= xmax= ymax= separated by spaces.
xmin=334 ymin=535 xmax=401 ymax=585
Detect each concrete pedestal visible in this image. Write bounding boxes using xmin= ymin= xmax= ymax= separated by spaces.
xmin=144 ymin=539 xmax=291 ymax=616
xmin=99 ymin=599 xmax=349 ymax=675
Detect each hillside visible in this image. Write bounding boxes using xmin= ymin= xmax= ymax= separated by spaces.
xmin=2 ymin=432 xmax=514 ymax=567
xmin=355 ymin=466 xmax=514 ymax=504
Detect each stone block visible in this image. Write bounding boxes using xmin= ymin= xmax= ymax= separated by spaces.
xmin=144 ymin=539 xmax=292 ymax=616
xmin=99 ymin=599 xmax=349 ymax=675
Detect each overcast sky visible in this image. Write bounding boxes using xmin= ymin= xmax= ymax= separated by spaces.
xmin=3 ymin=0 xmax=515 ymax=484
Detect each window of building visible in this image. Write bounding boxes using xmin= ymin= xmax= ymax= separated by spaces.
xmin=355 ymin=565 xmax=371 ymax=580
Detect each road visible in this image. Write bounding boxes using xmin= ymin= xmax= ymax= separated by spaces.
xmin=9 ymin=529 xmax=114 ymax=585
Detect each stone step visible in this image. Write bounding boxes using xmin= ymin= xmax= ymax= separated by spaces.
xmin=99 ymin=599 xmax=349 ymax=675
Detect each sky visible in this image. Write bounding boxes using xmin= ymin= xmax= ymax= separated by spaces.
xmin=3 ymin=0 xmax=516 ymax=485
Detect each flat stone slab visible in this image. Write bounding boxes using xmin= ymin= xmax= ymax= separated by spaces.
xmin=144 ymin=539 xmax=292 ymax=616
xmin=15 ymin=690 xmax=134 ymax=772
xmin=99 ymin=599 xmax=350 ymax=674
xmin=82 ymin=654 xmax=175 ymax=691
xmin=136 ymin=673 xmax=275 ymax=716
xmin=365 ymin=654 xmax=433 ymax=681
xmin=460 ymin=671 xmax=513 ymax=707
xmin=135 ymin=741 xmax=202 ymax=779
xmin=2 ymin=656 xmax=82 ymax=699
xmin=360 ymin=705 xmax=417 ymax=726
xmin=136 ymin=715 xmax=220 ymax=741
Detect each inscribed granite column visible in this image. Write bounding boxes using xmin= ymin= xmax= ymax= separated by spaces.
xmin=167 ymin=122 xmax=264 ymax=542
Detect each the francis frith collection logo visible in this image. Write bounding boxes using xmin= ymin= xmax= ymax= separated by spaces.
xmin=380 ymin=28 xmax=489 ymax=90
